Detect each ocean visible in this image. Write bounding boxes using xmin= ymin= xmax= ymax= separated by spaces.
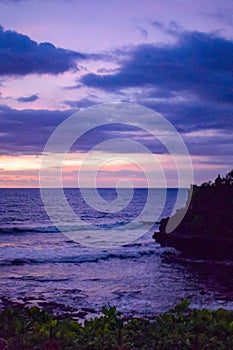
xmin=0 ymin=188 xmax=232 ymax=318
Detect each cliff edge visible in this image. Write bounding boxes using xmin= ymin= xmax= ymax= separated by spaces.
xmin=153 ymin=171 xmax=233 ymax=259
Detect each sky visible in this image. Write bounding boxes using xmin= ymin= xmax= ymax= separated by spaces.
xmin=0 ymin=0 xmax=232 ymax=188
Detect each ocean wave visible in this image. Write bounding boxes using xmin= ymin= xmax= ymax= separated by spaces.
xmin=0 ymin=226 xmax=59 ymax=235
xmin=0 ymin=248 xmax=158 ymax=266
xmin=0 ymin=219 xmax=159 ymax=235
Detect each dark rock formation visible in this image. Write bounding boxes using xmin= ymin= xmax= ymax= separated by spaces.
xmin=153 ymin=171 xmax=233 ymax=259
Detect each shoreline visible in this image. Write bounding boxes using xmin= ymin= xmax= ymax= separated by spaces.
xmin=0 ymin=296 xmax=100 ymax=323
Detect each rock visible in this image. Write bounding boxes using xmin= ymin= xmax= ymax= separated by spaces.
xmin=153 ymin=171 xmax=233 ymax=260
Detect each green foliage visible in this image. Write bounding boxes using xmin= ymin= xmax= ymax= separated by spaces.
xmin=0 ymin=300 xmax=232 ymax=349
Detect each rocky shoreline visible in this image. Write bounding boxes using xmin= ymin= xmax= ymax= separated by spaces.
xmin=0 ymin=296 xmax=100 ymax=323
xmin=153 ymin=171 xmax=233 ymax=260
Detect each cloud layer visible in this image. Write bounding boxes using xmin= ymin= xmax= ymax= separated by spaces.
xmin=0 ymin=103 xmax=232 ymax=163
xmin=81 ymin=30 xmax=233 ymax=104
xmin=0 ymin=105 xmax=70 ymax=155
xmin=0 ymin=26 xmax=85 ymax=76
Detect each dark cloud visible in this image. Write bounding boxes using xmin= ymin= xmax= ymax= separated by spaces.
xmin=64 ymin=83 xmax=83 ymax=90
xmin=81 ymin=30 xmax=233 ymax=104
xmin=97 ymin=67 xmax=119 ymax=74
xmin=17 ymin=94 xmax=39 ymax=103
xmin=85 ymin=52 xmax=115 ymax=61
xmin=138 ymin=96 xmax=233 ymax=132
xmin=0 ymin=103 xmax=232 ymax=159
xmin=150 ymin=20 xmax=184 ymax=35
xmin=0 ymin=105 xmax=71 ymax=155
xmin=63 ymin=98 xmax=96 ymax=109
xmin=0 ymin=25 xmax=86 ymax=76
xmin=0 ymin=104 xmax=159 ymax=155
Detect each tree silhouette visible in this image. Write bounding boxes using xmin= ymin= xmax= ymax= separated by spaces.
xmin=225 ymin=170 xmax=233 ymax=186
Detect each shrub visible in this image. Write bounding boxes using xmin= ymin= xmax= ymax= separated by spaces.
xmin=0 ymin=300 xmax=232 ymax=349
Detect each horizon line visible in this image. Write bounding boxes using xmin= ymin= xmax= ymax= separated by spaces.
xmin=0 ymin=186 xmax=190 ymax=190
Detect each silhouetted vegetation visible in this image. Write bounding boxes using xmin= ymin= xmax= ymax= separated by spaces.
xmin=201 ymin=170 xmax=233 ymax=187
xmin=0 ymin=301 xmax=232 ymax=349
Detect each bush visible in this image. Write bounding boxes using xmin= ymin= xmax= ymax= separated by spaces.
xmin=0 ymin=300 xmax=232 ymax=349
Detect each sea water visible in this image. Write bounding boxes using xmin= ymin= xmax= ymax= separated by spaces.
xmin=0 ymin=188 xmax=232 ymax=317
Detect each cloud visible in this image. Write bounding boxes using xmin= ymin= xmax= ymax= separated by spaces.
xmin=17 ymin=94 xmax=39 ymax=103
xmin=0 ymin=0 xmax=28 ymax=2
xmin=138 ymin=94 xmax=233 ymax=132
xmin=202 ymin=10 xmax=233 ymax=27
xmin=0 ymin=25 xmax=86 ymax=76
xmin=0 ymin=0 xmax=25 ymax=3
xmin=0 ymin=102 xmax=232 ymax=161
xmin=134 ymin=25 xmax=148 ymax=39
xmin=0 ymin=103 xmax=160 ymax=155
xmin=97 ymin=67 xmax=119 ymax=74
xmin=0 ymin=105 xmax=71 ymax=155
xmin=63 ymin=98 xmax=96 ymax=109
xmin=81 ymin=30 xmax=233 ymax=104
xmin=150 ymin=20 xmax=184 ymax=35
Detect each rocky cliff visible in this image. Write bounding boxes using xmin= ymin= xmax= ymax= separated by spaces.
xmin=153 ymin=171 xmax=233 ymax=259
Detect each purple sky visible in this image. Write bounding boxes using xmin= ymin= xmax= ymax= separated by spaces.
xmin=0 ymin=0 xmax=232 ymax=187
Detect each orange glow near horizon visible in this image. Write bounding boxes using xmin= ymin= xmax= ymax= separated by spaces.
xmin=0 ymin=153 xmax=229 ymax=188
